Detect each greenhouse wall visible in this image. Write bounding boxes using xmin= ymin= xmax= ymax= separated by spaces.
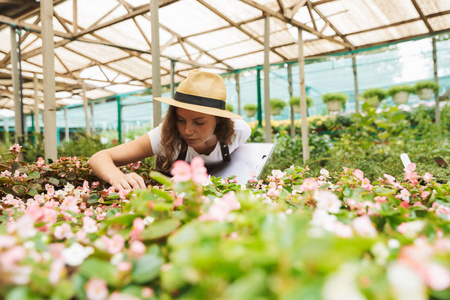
xmin=1 ymin=37 xmax=449 ymax=142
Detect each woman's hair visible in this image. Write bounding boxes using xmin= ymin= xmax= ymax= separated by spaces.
xmin=156 ymin=105 xmax=235 ymax=173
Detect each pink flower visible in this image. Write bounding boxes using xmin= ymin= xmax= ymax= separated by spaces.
xmin=101 ymin=234 xmax=124 ymax=254
xmin=352 ymin=215 xmax=377 ymax=238
xmin=374 ymin=196 xmax=387 ymax=203
xmin=82 ymin=217 xmax=98 ymax=233
xmin=86 ymin=278 xmax=109 ymax=300
xmin=9 ymin=143 xmax=22 ymax=154
xmin=421 ymin=191 xmax=430 ymax=200
xmin=190 ymin=157 xmax=208 ymax=184
xmin=130 ymin=240 xmax=146 ymax=258
xmin=129 ymin=218 xmax=144 ymax=241
xmin=404 ymin=162 xmax=416 ymax=173
xmin=397 ymin=189 xmax=411 ymax=202
xmin=7 ymin=215 xmax=38 ymax=239
xmin=300 ymin=178 xmax=319 ymax=192
xmin=361 ymin=178 xmax=372 ymax=191
xmin=221 ymin=191 xmax=241 ymax=211
xmin=118 ymin=189 xmax=130 ymax=200
xmin=36 ymin=157 xmax=45 ymax=168
xmin=171 ymin=160 xmax=192 ymax=182
xmin=54 ymin=223 xmax=74 ymax=240
xmin=353 ymin=169 xmax=364 ymax=180
xmin=423 ymin=172 xmax=434 ymax=183
xmin=174 ymin=195 xmax=184 ymax=207
xmin=49 ymin=258 xmax=65 ymax=284
xmin=0 ymin=235 xmax=16 ymax=250
xmin=60 ymin=196 xmax=80 ymax=213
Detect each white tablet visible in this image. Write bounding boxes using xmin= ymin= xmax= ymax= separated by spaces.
xmin=209 ymin=143 xmax=275 ymax=184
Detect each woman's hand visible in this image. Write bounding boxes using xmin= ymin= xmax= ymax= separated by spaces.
xmin=110 ymin=172 xmax=147 ymax=191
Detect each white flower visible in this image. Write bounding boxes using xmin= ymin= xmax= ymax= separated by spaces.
xmin=387 ymin=262 xmax=426 ymax=300
xmin=388 ymin=239 xmax=400 ymax=249
xmin=315 ymin=191 xmax=341 ymax=214
xmin=310 ymin=209 xmax=337 ymax=232
xmin=62 ymin=242 xmax=94 ymax=266
xmin=322 ymin=263 xmax=366 ymax=300
xmin=143 ymin=216 xmax=155 ymax=225
xmin=320 ymin=168 xmax=329 ymax=177
xmin=352 ymin=215 xmax=377 ymax=238
xmin=371 ymin=242 xmax=389 ymax=265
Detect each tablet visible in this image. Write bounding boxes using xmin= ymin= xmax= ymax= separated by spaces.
xmin=209 ymin=143 xmax=275 ymax=184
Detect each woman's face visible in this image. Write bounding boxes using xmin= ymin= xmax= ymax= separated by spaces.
xmin=176 ymin=107 xmax=217 ymax=151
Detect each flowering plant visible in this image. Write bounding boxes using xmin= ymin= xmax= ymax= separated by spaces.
xmin=0 ymin=148 xmax=449 ymax=300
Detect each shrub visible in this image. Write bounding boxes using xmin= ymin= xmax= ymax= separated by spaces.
xmin=322 ymin=92 xmax=348 ymax=105
xmin=225 ymin=103 xmax=234 ymax=112
xmin=414 ymin=80 xmax=440 ymax=93
xmin=360 ymin=88 xmax=387 ymax=101
xmin=270 ymin=98 xmax=287 ymax=110
xmin=387 ymin=85 xmax=415 ymax=96
xmin=243 ymin=103 xmax=257 ymax=111
xmin=289 ymin=96 xmax=313 ymax=107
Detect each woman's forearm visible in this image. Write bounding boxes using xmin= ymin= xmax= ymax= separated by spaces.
xmin=88 ymin=150 xmax=125 ymax=184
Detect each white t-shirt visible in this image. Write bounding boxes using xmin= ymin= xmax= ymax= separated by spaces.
xmin=147 ymin=119 xmax=251 ymax=163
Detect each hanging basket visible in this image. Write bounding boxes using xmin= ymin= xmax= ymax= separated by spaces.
xmin=245 ymin=110 xmax=256 ymax=117
xmin=292 ymin=105 xmax=301 ymax=114
xmin=417 ymin=88 xmax=434 ymax=100
xmin=326 ymin=100 xmax=342 ymax=112
xmin=363 ymin=96 xmax=381 ymax=108
xmin=392 ymin=91 xmax=410 ymax=105
xmin=271 ymin=107 xmax=283 ymax=116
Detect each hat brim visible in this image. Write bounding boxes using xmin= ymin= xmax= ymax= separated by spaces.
xmin=154 ymin=97 xmax=244 ymax=119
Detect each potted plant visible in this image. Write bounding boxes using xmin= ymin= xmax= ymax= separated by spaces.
xmin=270 ymin=98 xmax=287 ymax=116
xmin=414 ymin=80 xmax=439 ymax=100
xmin=289 ymin=96 xmax=313 ymax=114
xmin=387 ymin=85 xmax=415 ymax=105
xmin=322 ymin=92 xmax=348 ymax=113
xmin=360 ymin=88 xmax=387 ymax=108
xmin=243 ymin=103 xmax=257 ymax=117
xmin=226 ymin=103 xmax=235 ymax=112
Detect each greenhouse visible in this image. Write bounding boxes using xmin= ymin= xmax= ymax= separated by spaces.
xmin=1 ymin=1 xmax=450 ymax=299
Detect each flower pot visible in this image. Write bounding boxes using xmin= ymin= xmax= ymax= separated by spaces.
xmin=363 ymin=96 xmax=380 ymax=108
xmin=392 ymin=91 xmax=410 ymax=105
xmin=417 ymin=88 xmax=434 ymax=100
xmin=245 ymin=109 xmax=256 ymax=117
xmin=271 ymin=107 xmax=283 ymax=116
xmin=326 ymin=100 xmax=342 ymax=112
xmin=292 ymin=105 xmax=301 ymax=114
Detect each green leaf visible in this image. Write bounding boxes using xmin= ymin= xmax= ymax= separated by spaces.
xmin=11 ymin=161 xmax=21 ymax=174
xmin=87 ymin=193 xmax=100 ymax=204
xmin=373 ymin=187 xmax=396 ymax=196
xmin=48 ymin=177 xmax=59 ymax=186
xmin=28 ymin=171 xmax=40 ymax=179
xmin=6 ymin=286 xmax=33 ymax=300
xmin=132 ymin=253 xmax=164 ymax=284
xmin=78 ymin=258 xmax=119 ymax=287
xmin=104 ymin=213 xmax=137 ymax=226
xmin=12 ymin=185 xmax=26 ymax=196
xmin=151 ymin=187 xmax=173 ymax=201
xmin=27 ymin=188 xmax=38 ymax=197
xmin=141 ymin=218 xmax=181 ymax=240
xmin=150 ymin=171 xmax=172 ymax=186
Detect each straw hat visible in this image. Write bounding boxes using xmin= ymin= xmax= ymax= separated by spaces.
xmin=153 ymin=70 xmax=243 ymax=119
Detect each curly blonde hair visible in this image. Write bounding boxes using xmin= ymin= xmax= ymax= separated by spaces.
xmin=155 ymin=106 xmax=235 ymax=174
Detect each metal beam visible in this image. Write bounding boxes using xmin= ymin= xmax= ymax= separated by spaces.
xmin=151 ymin=0 xmax=162 ymax=126
xmin=10 ymin=26 xmax=23 ymax=143
xmin=298 ymin=29 xmax=309 ymax=162
xmin=239 ymin=0 xmax=351 ymax=49
xmin=410 ymin=0 xmax=433 ymax=33
xmin=264 ymin=16 xmax=271 ymax=142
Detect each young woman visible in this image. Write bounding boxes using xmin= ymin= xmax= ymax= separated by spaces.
xmin=88 ymin=70 xmax=251 ymax=190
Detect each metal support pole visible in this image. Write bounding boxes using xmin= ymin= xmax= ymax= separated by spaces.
xmin=90 ymin=102 xmax=95 ymax=133
xmin=287 ymin=64 xmax=295 ymax=137
xmin=263 ymin=15 xmax=272 ymax=142
xmin=256 ymin=68 xmax=262 ymax=127
xmin=117 ymin=96 xmax=122 ymax=143
xmin=235 ymin=72 xmax=241 ymax=116
xmin=82 ymin=81 xmax=91 ymax=136
xmin=170 ymin=59 xmax=176 ymax=98
xmin=298 ymin=29 xmax=310 ymax=163
xmin=17 ymin=29 xmax=25 ymax=139
xmin=151 ymin=0 xmax=162 ymax=126
xmin=432 ymin=38 xmax=440 ymax=127
xmin=33 ymin=74 xmax=40 ymax=133
xmin=352 ymin=55 xmax=359 ymax=114
xmin=64 ymin=108 xmax=69 ymax=143
xmin=10 ymin=26 xmax=23 ymax=143
xmin=73 ymin=0 xmax=78 ymax=34
xmin=41 ymin=0 xmax=57 ymax=161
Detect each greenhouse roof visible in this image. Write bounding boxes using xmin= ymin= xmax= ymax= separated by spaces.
xmin=0 ymin=0 xmax=449 ymax=114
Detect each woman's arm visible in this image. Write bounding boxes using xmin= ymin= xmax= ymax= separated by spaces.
xmin=88 ymin=134 xmax=154 ymax=190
